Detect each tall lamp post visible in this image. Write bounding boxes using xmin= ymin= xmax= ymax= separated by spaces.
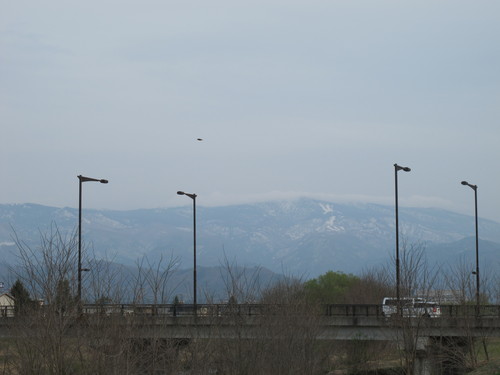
xmin=177 ymin=191 xmax=197 ymax=311
xmin=394 ymin=163 xmax=411 ymax=311
xmin=461 ymin=180 xmax=480 ymax=316
xmin=78 ymin=175 xmax=108 ymax=305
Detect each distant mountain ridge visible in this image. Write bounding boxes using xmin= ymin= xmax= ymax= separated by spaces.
xmin=1 ymin=199 xmax=499 ymax=278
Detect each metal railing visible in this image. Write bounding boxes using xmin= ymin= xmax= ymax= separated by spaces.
xmin=0 ymin=306 xmax=14 ymax=318
xmin=324 ymin=304 xmax=383 ymax=317
xmin=1 ymin=303 xmax=499 ymax=318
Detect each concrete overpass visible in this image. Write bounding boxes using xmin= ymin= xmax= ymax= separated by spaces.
xmin=1 ymin=303 xmax=499 ymax=340
xmin=1 ymin=303 xmax=499 ymax=375
xmin=20 ymin=302 xmax=481 ymax=338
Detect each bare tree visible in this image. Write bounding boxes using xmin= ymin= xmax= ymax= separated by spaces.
xmin=130 ymin=253 xmax=180 ymax=306
xmin=11 ymin=225 xmax=78 ymax=305
xmin=142 ymin=253 xmax=180 ymax=305
xmin=175 ymin=260 xmax=330 ymax=375
xmin=346 ymin=267 xmax=393 ymax=304
xmin=85 ymin=248 xmax=128 ymax=304
xmin=441 ymin=255 xmax=495 ymax=371
xmin=6 ymin=226 xmax=147 ymax=374
xmin=258 ymin=278 xmax=327 ymax=374
xmin=383 ymin=240 xmax=442 ymax=375
xmin=218 ymin=254 xmax=265 ymax=303
xmin=444 ymin=255 xmax=476 ymax=305
xmin=9 ymin=225 xmax=82 ymax=374
xmin=492 ymin=273 xmax=500 ymax=305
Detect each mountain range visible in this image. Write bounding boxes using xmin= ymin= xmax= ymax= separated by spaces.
xmin=1 ymin=198 xmax=499 ymax=282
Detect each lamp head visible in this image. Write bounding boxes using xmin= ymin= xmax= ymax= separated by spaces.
xmin=177 ymin=191 xmax=197 ymax=199
xmin=395 ymin=164 xmax=411 ymax=172
xmin=461 ymin=180 xmax=477 ymax=190
xmin=79 ymin=175 xmax=108 ymax=183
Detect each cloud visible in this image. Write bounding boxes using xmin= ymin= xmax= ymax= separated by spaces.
xmin=197 ymin=190 xmax=456 ymax=211
xmin=1 ymin=0 xmax=499 ymax=224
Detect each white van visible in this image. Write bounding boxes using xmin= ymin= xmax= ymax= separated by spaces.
xmin=382 ymin=297 xmax=441 ymax=318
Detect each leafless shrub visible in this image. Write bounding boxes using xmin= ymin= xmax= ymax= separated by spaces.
xmin=9 ymin=225 xmax=82 ymax=374
xmin=218 ymin=254 xmax=264 ymax=303
xmin=347 ymin=267 xmax=393 ymax=304
xmin=6 ymin=226 xmax=185 ymax=374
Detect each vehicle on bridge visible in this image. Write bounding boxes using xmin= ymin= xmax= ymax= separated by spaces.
xmin=382 ymin=297 xmax=441 ymax=318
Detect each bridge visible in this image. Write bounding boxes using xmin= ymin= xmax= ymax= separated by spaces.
xmin=74 ymin=303 xmax=500 ymax=340
xmin=42 ymin=302 xmax=496 ymax=340
xmin=82 ymin=303 xmax=498 ymax=375
xmin=1 ymin=303 xmax=499 ymax=375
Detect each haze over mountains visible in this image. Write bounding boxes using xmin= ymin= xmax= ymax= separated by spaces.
xmin=1 ymin=198 xmax=499 ymax=281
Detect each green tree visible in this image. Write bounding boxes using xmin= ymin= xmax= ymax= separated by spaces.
xmin=10 ymin=279 xmax=33 ymax=315
xmin=304 ymin=271 xmax=359 ymax=303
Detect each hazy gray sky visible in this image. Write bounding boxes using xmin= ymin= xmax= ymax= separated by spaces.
xmin=2 ymin=1 xmax=499 ymax=222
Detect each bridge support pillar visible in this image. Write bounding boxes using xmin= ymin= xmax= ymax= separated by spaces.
xmin=412 ymin=338 xmax=434 ymax=375
xmin=413 ymin=348 xmax=433 ymax=375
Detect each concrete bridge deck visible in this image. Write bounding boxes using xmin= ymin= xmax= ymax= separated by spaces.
xmin=2 ymin=303 xmax=497 ymax=375
xmin=1 ymin=303 xmax=499 ymax=340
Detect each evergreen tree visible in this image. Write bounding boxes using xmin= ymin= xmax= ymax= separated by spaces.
xmin=10 ymin=279 xmax=32 ymax=315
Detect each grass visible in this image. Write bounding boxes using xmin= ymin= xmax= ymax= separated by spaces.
xmin=467 ymin=360 xmax=500 ymax=375
xmin=469 ymin=338 xmax=500 ymax=375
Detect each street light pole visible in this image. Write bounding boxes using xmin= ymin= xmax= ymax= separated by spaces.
xmin=461 ymin=180 xmax=480 ymax=316
xmin=177 ymin=191 xmax=197 ymax=312
xmin=394 ymin=163 xmax=411 ymax=313
xmin=78 ymin=175 xmax=108 ymax=305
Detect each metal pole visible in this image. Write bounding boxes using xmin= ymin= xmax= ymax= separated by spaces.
xmin=78 ymin=177 xmax=83 ymax=305
xmin=77 ymin=175 xmax=108 ymax=306
xmin=474 ymin=187 xmax=480 ymax=317
xmin=394 ymin=165 xmax=400 ymax=310
xmin=394 ymin=164 xmax=410 ymax=316
xmin=193 ymin=195 xmax=197 ymax=311
xmin=177 ymin=191 xmax=198 ymax=313
xmin=461 ymin=181 xmax=480 ymax=317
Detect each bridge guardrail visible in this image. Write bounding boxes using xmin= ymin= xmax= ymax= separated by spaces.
xmin=2 ymin=303 xmax=499 ymax=319
xmin=439 ymin=304 xmax=500 ymax=318
xmin=324 ymin=304 xmax=383 ymax=317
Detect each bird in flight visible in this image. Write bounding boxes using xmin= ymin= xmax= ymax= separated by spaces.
xmin=197 ymin=138 xmax=203 ymax=141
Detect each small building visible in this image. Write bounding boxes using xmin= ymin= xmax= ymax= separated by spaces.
xmin=423 ymin=290 xmax=463 ymax=305
xmin=0 ymin=293 xmax=15 ymax=317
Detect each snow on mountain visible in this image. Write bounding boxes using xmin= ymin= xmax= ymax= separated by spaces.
xmin=1 ymin=199 xmax=499 ymax=277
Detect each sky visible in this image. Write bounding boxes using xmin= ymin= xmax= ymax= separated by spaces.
xmin=1 ymin=0 xmax=500 ymax=222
